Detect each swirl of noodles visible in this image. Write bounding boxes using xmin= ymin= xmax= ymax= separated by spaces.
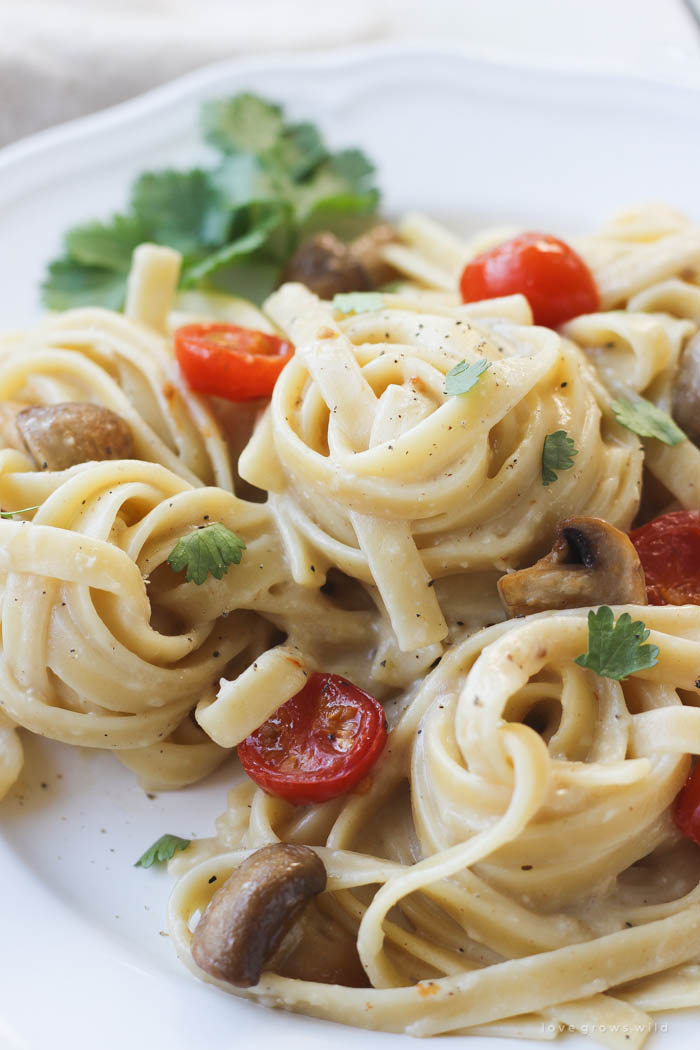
xmin=410 ymin=607 xmax=699 ymax=911
xmin=0 ymin=306 xmax=233 ymax=488
xmin=0 ymin=443 xmax=390 ymax=792
xmin=0 ymin=453 xmax=280 ymax=770
xmin=241 ymin=283 xmax=641 ymax=651
xmin=167 ymin=604 xmax=700 ymax=1040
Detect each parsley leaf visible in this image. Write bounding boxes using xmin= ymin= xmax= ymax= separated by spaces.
xmin=130 ymin=170 xmax=231 ymax=255
xmin=42 ymin=93 xmax=381 ymax=310
xmin=0 ymin=506 xmax=39 ymax=518
xmin=134 ymin=833 xmax=191 ymax=868
xmin=444 ymin=358 xmax=491 ymax=396
xmin=541 ymin=430 xmax=579 ymax=486
xmin=167 ymin=522 xmax=246 ymax=585
xmin=42 ymin=258 xmax=129 ymax=311
xmin=65 ymin=214 xmax=151 ymax=273
xmin=574 ymin=606 xmax=659 ymax=681
xmin=201 ymin=94 xmax=285 ymax=154
xmin=610 ymin=396 xmax=684 ymax=446
xmin=333 ymin=291 xmax=384 ymax=315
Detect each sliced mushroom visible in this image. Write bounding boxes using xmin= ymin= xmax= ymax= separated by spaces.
xmin=271 ymin=899 xmax=370 ymax=987
xmin=673 ymin=330 xmax=700 ymax=445
xmin=282 ymin=224 xmax=398 ymax=299
xmin=348 ymin=223 xmax=399 ymax=288
xmin=191 ymin=843 xmax=327 ymax=987
xmin=15 ymin=402 xmax=133 ymax=471
xmin=282 ymin=232 xmax=371 ymax=299
xmin=497 ymin=516 xmax=647 ymax=617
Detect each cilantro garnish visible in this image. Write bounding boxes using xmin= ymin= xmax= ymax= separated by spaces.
xmin=134 ymin=833 xmax=191 ymax=869
xmin=0 ymin=506 xmax=39 ymax=518
xmin=332 ymin=291 xmax=384 ymax=315
xmin=574 ymin=606 xmax=659 ymax=681
xmin=610 ymin=396 xmax=684 ymax=446
xmin=444 ymin=358 xmax=491 ymax=396
xmin=541 ymin=430 xmax=578 ymax=487
xmin=167 ymin=522 xmax=246 ymax=585
xmin=42 ymin=93 xmax=380 ymax=309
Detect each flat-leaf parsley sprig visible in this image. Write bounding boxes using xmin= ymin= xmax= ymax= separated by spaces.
xmin=610 ymin=395 xmax=684 ymax=447
xmin=168 ymin=522 xmax=246 ymax=585
xmin=444 ymin=358 xmax=491 ymax=397
xmin=135 ymin=833 xmax=191 ymax=868
xmin=574 ymin=605 xmax=659 ymax=681
xmin=541 ymin=430 xmax=578 ymax=487
xmin=43 ymin=93 xmax=381 ymax=310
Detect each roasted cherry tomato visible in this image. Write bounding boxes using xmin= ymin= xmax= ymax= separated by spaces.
xmin=629 ymin=511 xmax=700 ymax=606
xmin=674 ymin=764 xmax=700 ymax=844
xmin=238 ymin=672 xmax=388 ymax=805
xmin=175 ymin=323 xmax=294 ymax=402
xmin=459 ymin=233 xmax=599 ymax=328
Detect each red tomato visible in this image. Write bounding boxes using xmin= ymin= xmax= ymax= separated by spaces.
xmin=175 ymin=323 xmax=294 ymax=402
xmin=629 ymin=511 xmax=700 ymax=606
xmin=459 ymin=233 xmax=599 ymax=328
xmin=238 ymin=672 xmax=388 ymax=805
xmin=674 ymin=764 xmax=700 ymax=844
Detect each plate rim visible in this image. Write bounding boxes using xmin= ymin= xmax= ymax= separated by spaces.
xmin=2 ymin=39 xmax=700 ymax=181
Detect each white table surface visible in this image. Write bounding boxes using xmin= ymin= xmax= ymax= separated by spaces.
xmin=1 ymin=0 xmax=700 ymax=147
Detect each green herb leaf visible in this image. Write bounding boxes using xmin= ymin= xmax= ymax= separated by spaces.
xmin=444 ymin=358 xmax=491 ymax=396
xmin=541 ymin=430 xmax=579 ymax=486
xmin=65 ymin=214 xmax=151 ymax=273
xmin=266 ymin=122 xmax=327 ymax=181
xmin=0 ymin=506 xmax=40 ymax=518
xmin=134 ymin=833 xmax=191 ymax=868
xmin=130 ymin=170 xmax=230 ymax=255
xmin=574 ymin=606 xmax=659 ymax=681
xmin=610 ymin=396 xmax=684 ymax=446
xmin=42 ymin=92 xmax=381 ymax=309
xmin=333 ymin=291 xmax=384 ymax=315
xmin=299 ymin=190 xmax=380 ymax=242
xmin=292 ymin=154 xmax=376 ymax=222
xmin=42 ymin=257 xmax=129 ymax=311
xmin=167 ymin=522 xmax=246 ymax=585
xmin=201 ymin=94 xmax=285 ymax=154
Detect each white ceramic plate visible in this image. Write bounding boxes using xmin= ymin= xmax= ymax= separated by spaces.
xmin=1 ymin=44 xmax=700 ymax=1050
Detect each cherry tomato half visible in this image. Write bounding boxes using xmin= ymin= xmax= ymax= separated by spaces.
xmin=238 ymin=672 xmax=388 ymax=805
xmin=674 ymin=764 xmax=700 ymax=844
xmin=175 ymin=323 xmax=294 ymax=402
xmin=629 ymin=511 xmax=700 ymax=606
xmin=459 ymin=233 xmax=599 ymax=329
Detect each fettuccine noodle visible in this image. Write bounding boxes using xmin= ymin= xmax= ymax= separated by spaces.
xmin=3 ymin=205 xmax=700 ymax=1046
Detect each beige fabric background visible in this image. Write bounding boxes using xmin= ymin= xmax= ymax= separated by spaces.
xmin=1 ymin=0 xmax=699 ymax=148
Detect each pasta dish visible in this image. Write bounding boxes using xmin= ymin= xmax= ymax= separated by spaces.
xmin=3 ymin=97 xmax=700 ymax=1045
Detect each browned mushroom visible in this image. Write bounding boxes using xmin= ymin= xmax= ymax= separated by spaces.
xmin=497 ymin=516 xmax=647 ymax=617
xmin=15 ymin=402 xmax=133 ymax=471
xmin=673 ymin=330 xmax=700 ymax=445
xmin=348 ymin=223 xmax=399 ymax=288
xmin=282 ymin=224 xmax=398 ymax=299
xmin=270 ymin=899 xmax=370 ymax=987
xmin=191 ymin=843 xmax=327 ymax=987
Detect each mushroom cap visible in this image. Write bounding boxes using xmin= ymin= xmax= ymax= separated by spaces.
xmin=498 ymin=516 xmax=647 ymax=617
xmin=16 ymin=402 xmax=133 ymax=471
xmin=191 ymin=843 xmax=327 ymax=988
xmin=282 ymin=233 xmax=371 ymax=300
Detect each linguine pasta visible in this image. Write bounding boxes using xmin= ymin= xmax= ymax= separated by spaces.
xmin=3 ymin=205 xmax=700 ymax=1045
